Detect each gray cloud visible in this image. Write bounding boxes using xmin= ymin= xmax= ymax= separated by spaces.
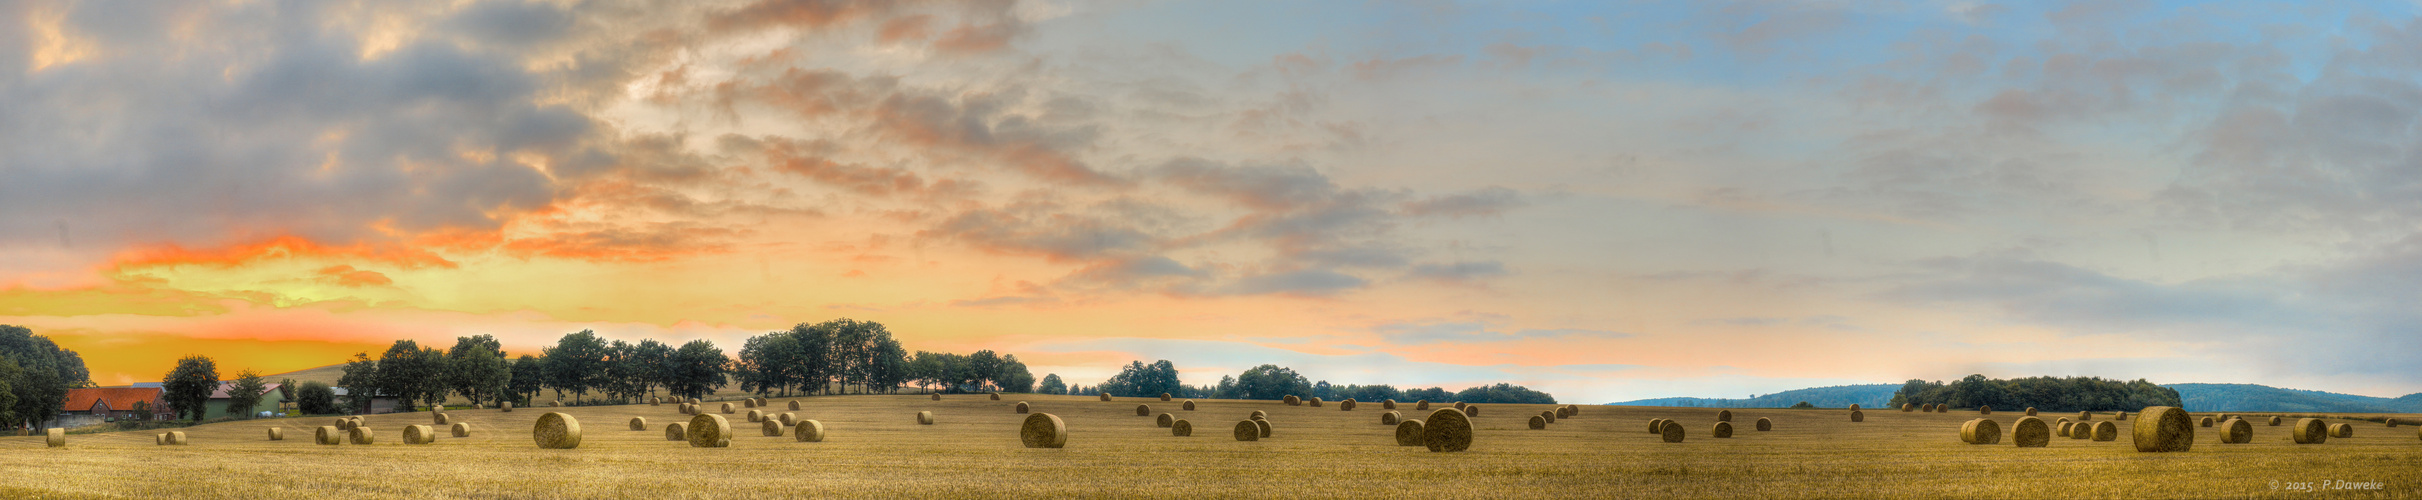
xmin=1373 ymin=322 xmax=1628 ymax=344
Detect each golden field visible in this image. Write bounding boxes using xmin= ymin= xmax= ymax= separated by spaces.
xmin=3 ymin=395 xmax=2418 ymax=498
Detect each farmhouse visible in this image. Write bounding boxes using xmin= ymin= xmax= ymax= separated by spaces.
xmin=58 ymin=387 xmax=170 ymax=427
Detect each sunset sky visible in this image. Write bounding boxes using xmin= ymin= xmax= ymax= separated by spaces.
xmin=5 ymin=0 xmax=2420 ymax=403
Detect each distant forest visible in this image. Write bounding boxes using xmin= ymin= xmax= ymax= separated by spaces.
xmin=1890 ymin=375 xmax=2181 ymax=412
xmin=1050 ymin=362 xmax=1558 ymax=405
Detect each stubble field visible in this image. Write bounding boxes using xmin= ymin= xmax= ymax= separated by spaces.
xmin=3 ymin=395 xmax=2418 ymax=498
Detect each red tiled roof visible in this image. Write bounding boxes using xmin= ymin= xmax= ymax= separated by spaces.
xmin=63 ymin=388 xmax=162 ymax=413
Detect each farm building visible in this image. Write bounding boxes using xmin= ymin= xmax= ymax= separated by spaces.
xmin=57 ymin=387 xmax=171 ymax=427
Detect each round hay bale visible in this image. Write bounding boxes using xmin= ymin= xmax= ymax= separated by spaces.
xmin=1903 ymin=403 xmax=1914 ymax=412
xmin=779 ymin=412 xmax=796 ymax=426
xmin=1980 ymin=405 xmax=1991 ymax=415
xmin=1659 ymin=420 xmax=1684 ymax=443
xmin=1568 ymin=405 xmax=1580 ymax=416
xmin=686 ymin=414 xmax=731 ymax=448
xmin=2199 ymin=416 xmax=2214 ymax=427
xmin=46 ymin=428 xmax=64 ymax=447
xmin=1181 ymin=400 xmax=1195 ymax=411
xmin=2291 ymin=418 xmax=2327 ymax=444
xmin=1424 ymin=408 xmax=1475 ymax=452
xmin=1382 ymin=411 xmax=1401 ymax=425
xmin=2077 ymin=411 xmax=2091 ymax=421
xmin=1395 ymin=419 xmax=1425 ymax=446
xmin=795 ymin=420 xmax=825 ymax=442
xmin=1712 ymin=421 xmax=1734 ymax=438
xmin=917 ymin=411 xmax=935 ymax=425
xmin=1309 ymin=397 xmax=1322 ymax=408
xmin=2115 ymin=411 xmax=2127 ymax=421
xmin=1233 ymin=420 xmax=1260 ymax=441
xmin=1099 ymin=393 xmax=1112 ymax=402
xmin=2131 ymin=406 xmax=2194 ymax=452
xmin=2058 ymin=421 xmax=2074 ymax=437
xmin=688 ymin=398 xmax=700 ymax=405
xmin=1160 ymin=393 xmax=1171 ymax=401
xmin=1557 ymin=406 xmax=1573 ymax=419
xmin=435 ymin=412 xmax=450 ymax=425
xmin=1157 ymin=413 xmax=1175 ymax=428
xmin=1648 ymin=418 xmax=1667 ymax=433
xmin=170 ymin=431 xmax=187 ymax=445
xmin=1528 ymin=415 xmax=1547 ymax=430
xmin=2013 ymin=416 xmax=2050 ymax=447
xmin=475 ymin=403 xmax=483 ymax=410
xmin=1540 ymin=410 xmax=1556 ymax=424
xmin=153 ymin=433 xmax=163 ymax=446
xmin=651 ymin=396 xmax=660 ymax=406
xmin=1019 ymin=413 xmax=1068 ymax=448
xmin=990 ymin=393 xmax=1001 ymax=401
xmin=2388 ymin=418 xmax=2399 ymax=428
xmin=1717 ymin=410 xmax=1732 ymax=422
xmin=1015 ymin=402 xmax=1030 ymax=414
xmin=533 ymin=412 xmax=580 ymax=449
xmin=1383 ymin=399 xmax=1397 ymax=410
xmin=347 ymin=427 xmax=373 ymax=445
xmin=1342 ymin=399 xmax=1357 ymax=411
xmin=1254 ymin=419 xmax=1272 ymax=438
xmin=2330 ymin=423 xmax=2353 ymax=438
xmin=789 ymin=400 xmax=802 ymax=411
xmin=1850 ymin=410 xmax=1865 ymax=422
xmin=747 ymin=410 xmax=762 ymax=423
xmin=451 ymin=422 xmax=470 ymax=437
xmin=405 ymin=425 xmax=435 ymax=445
xmin=744 ymin=398 xmax=757 ymax=409
xmin=2220 ymin=418 xmax=2253 ymax=444
xmin=1961 ymin=418 xmax=2002 ymax=445
xmin=1756 ymin=417 xmax=1772 ymax=431
xmin=1135 ymin=405 xmax=1151 ymax=416
xmin=1416 ymin=400 xmax=1430 ymax=411
xmin=720 ymin=403 xmax=734 ymax=414
xmin=1250 ymin=410 xmax=1267 ymax=420
xmin=1171 ymin=419 xmax=1191 ymax=437
xmin=502 ymin=401 xmax=512 ymax=412
xmin=1849 ymin=404 xmax=1861 ymax=411
xmin=1454 ymin=402 xmax=1466 ymax=410
xmin=2269 ymin=416 xmax=2282 ymax=426
xmin=266 ymin=427 xmax=284 ymax=441
xmin=629 ymin=417 xmax=648 ymax=431
xmin=2092 ymin=421 xmax=2118 ymax=441
xmin=1284 ymin=395 xmax=1301 ymax=406
xmin=2070 ymin=423 xmax=2092 ymax=440
xmin=1463 ymin=405 xmax=1479 ymax=417
xmin=335 ymin=418 xmax=354 ymax=432
xmin=931 ymin=393 xmax=941 ymax=401
xmin=761 ymin=419 xmax=783 ymax=437
xmin=664 ymin=423 xmax=687 ymax=441
xmin=549 ymin=400 xmax=560 ymax=407
xmin=315 ymin=426 xmax=342 ymax=445
xmin=2025 ymin=407 xmax=2037 ymax=416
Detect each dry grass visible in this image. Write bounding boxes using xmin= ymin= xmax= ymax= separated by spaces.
xmin=3 ymin=396 xmax=2417 ymax=498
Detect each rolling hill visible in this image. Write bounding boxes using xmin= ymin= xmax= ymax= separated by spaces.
xmin=1607 ymin=384 xmax=1899 ymax=409
xmin=1610 ymin=381 xmax=2422 ymax=413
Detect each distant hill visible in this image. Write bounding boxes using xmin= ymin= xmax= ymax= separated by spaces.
xmin=2165 ymin=383 xmax=2422 ymax=413
xmin=1607 ymin=384 xmax=1898 ymax=409
xmin=262 ymin=364 xmax=348 ymax=387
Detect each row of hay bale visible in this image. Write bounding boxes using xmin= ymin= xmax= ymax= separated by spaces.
xmin=1953 ymin=407 xmax=2388 ymax=451
xmin=1645 ymin=415 xmax=1773 ymax=442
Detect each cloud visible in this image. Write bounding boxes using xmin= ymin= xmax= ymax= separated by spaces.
xmin=1224 ymin=269 xmax=1366 ymax=296
xmin=1404 ymin=261 xmax=1508 ymax=283
xmin=1400 ymin=186 xmax=1523 ymax=218
xmin=1372 ymin=322 xmax=1627 ymax=344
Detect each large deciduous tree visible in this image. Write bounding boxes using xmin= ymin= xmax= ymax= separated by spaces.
xmin=161 ymin=355 xmax=220 ymax=422
xmin=223 ymin=369 xmax=269 ymax=418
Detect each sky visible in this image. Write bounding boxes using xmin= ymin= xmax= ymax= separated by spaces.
xmin=4 ymin=0 xmax=2420 ymax=403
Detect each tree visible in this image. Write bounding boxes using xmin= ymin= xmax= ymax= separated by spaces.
xmin=1036 ymin=373 xmax=1065 ymax=395
xmin=128 ymin=400 xmax=152 ymax=421
xmin=507 ymin=355 xmax=544 ymax=404
xmin=335 ymin=352 xmax=377 ymax=414
xmin=630 ymin=339 xmax=674 ymax=399
xmin=1791 ymin=401 xmax=1816 ymax=409
xmin=161 ymin=355 xmax=220 ymax=422
xmin=0 ymin=325 xmax=93 ymax=430
xmin=373 ymin=340 xmax=445 ymax=411
xmin=224 ymin=369 xmax=269 ymax=419
xmin=0 ymin=357 xmax=19 ymax=425
xmin=666 ymin=339 xmax=727 ymax=400
xmin=277 ymin=378 xmax=297 ymax=412
xmin=1098 ymin=360 xmax=1180 ymax=398
xmin=1231 ymin=364 xmax=1310 ymax=401
xmin=295 ymin=381 xmax=338 ymax=415
xmin=543 ymin=330 xmax=612 ymax=404
xmin=992 ymin=354 xmax=1033 ymax=393
xmin=447 ymin=335 xmax=511 ymax=406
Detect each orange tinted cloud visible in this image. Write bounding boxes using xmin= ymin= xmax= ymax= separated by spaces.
xmin=109 ymin=235 xmax=456 ymax=273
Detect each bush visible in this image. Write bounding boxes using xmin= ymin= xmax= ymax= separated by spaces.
xmin=296 ymin=381 xmax=339 ymax=415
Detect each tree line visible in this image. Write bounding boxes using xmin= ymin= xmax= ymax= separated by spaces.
xmin=0 ymin=325 xmax=93 ymax=430
xmin=1044 ymin=361 xmax=1559 ymax=404
xmin=1888 ymin=374 xmax=2183 ymax=412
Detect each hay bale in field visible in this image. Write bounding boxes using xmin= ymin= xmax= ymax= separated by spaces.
xmin=2388 ymin=418 xmax=2399 ymax=428
xmin=1344 ymin=399 xmax=1358 ymax=411
xmin=1903 ymin=403 xmax=1914 ymax=412
xmin=762 ymin=419 xmax=783 ymax=437
xmin=267 ymin=427 xmax=284 ymax=441
xmin=651 ymin=397 xmax=660 ymax=406
xmin=316 ymin=426 xmax=342 ymax=445
xmin=2013 ymin=416 xmax=2050 ymax=447
xmin=348 ymin=427 xmax=374 ymax=445
xmin=451 ymin=423 xmax=470 ymax=437
xmin=1382 ymin=411 xmax=1401 ymax=425
xmin=1961 ymin=418 xmax=2002 ymax=445
xmin=2291 ymin=418 xmax=2326 ymax=444
xmin=435 ymin=412 xmax=450 ymax=425
xmin=1464 ymin=405 xmax=1479 ymax=417
xmin=2330 ymin=423 xmax=2353 ymax=438
xmin=405 ymin=425 xmax=435 ymax=445
xmin=664 ymin=423 xmax=687 ymax=441
xmin=2269 ymin=416 xmax=2282 ymax=426
xmin=795 ymin=420 xmax=825 ymax=442
xmin=687 ymin=414 xmax=731 ymax=448
xmin=335 ymin=418 xmax=354 ymax=432
xmin=1136 ymin=404 xmax=1152 ymax=416
xmin=1850 ymin=410 xmax=1865 ymax=423
xmin=2070 ymin=423 xmax=2091 ymax=440
xmin=689 ymin=398 xmax=700 ymax=405
xmin=1980 ymin=405 xmax=1991 ymax=415
xmin=744 ymin=398 xmax=756 ymax=409
xmin=1255 ymin=419 xmax=1272 ymax=438
xmin=153 ymin=433 xmax=163 ymax=446
xmin=1417 ymin=400 xmax=1430 ymax=411
xmin=169 ymin=432 xmax=187 ymax=445
xmin=1384 ymin=399 xmax=1397 ymax=410
xmin=1309 ymin=397 xmax=1323 ymax=408
xmin=2132 ymin=406 xmax=2193 ymax=452
xmin=679 ymin=403 xmax=694 ymax=415
xmin=1171 ymin=419 xmax=1191 ymax=437
xmin=2116 ymin=411 xmax=2127 ymax=421
xmin=1649 ymin=418 xmax=1667 ymax=433
xmin=1756 ymin=417 xmax=1772 ymax=431
xmin=2025 ymin=407 xmax=2037 ymax=416
xmin=1659 ymin=420 xmax=1685 ymax=443
xmin=1158 ymin=413 xmax=1175 ymax=428
xmin=1020 ymin=413 xmax=1069 ymax=449
xmin=534 ymin=412 xmax=580 ymax=449
xmin=1529 ymin=415 xmax=1547 ymax=429
xmin=1250 ymin=410 xmax=1267 ymax=420
xmin=747 ymin=410 xmax=763 ymax=423
xmin=1284 ymin=395 xmax=1301 ymax=406
xmin=1557 ymin=406 xmax=1573 ymax=419
xmin=1540 ymin=410 xmax=1556 ymax=424
xmin=1016 ymin=402 xmax=1030 ymax=414
xmin=2058 ymin=421 xmax=2074 ymax=437
xmin=1718 ymin=410 xmax=1732 ymax=422
xmin=1160 ymin=393 xmax=1171 ymax=401
xmin=549 ymin=400 xmax=561 ymax=407
xmin=474 ymin=403 xmax=484 ymax=410
xmin=2199 ymin=416 xmax=2213 ymax=427
xmin=789 ymin=400 xmax=802 ymax=411
xmin=1568 ymin=405 xmax=1581 ymax=417
xmin=2220 ymin=418 xmax=2252 ymax=444
xmin=932 ymin=393 xmax=941 ymax=401
xmin=1178 ymin=400 xmax=1194 ymax=411
xmin=720 ymin=403 xmax=735 ymax=414
xmin=990 ymin=393 xmax=1001 ymax=401
xmin=1454 ymin=402 xmax=1466 ymax=410
xmin=1424 ymin=408 xmax=1475 ymax=452
xmin=1100 ymin=393 xmax=1113 ymax=402
xmin=47 ymin=428 xmax=65 ymax=448
xmin=1233 ymin=420 xmax=1260 ymax=441
xmin=502 ymin=401 xmax=512 ymax=412
xmin=2092 ymin=421 xmax=2118 ymax=441
xmin=1395 ymin=419 xmax=1425 ymax=446
xmin=779 ymin=413 xmax=796 ymax=426
xmin=917 ymin=411 xmax=935 ymax=425
xmin=1938 ymin=405 xmax=1950 ymax=413
xmin=629 ymin=417 xmax=648 ymax=431
xmin=2077 ymin=411 xmax=2090 ymax=421
xmin=1713 ymin=421 xmax=1734 ymax=438
xmin=1850 ymin=404 xmax=1861 ymax=411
